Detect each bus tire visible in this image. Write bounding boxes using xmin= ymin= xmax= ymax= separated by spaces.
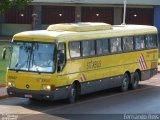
xmin=68 ymin=83 xmax=77 ymax=104
xmin=130 ymin=72 xmax=140 ymax=90
xmin=120 ymin=73 xmax=129 ymax=92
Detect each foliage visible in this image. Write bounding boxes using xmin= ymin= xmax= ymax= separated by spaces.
xmin=0 ymin=0 xmax=33 ymax=13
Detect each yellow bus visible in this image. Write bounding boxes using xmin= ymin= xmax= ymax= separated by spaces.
xmin=7 ymin=23 xmax=158 ymax=103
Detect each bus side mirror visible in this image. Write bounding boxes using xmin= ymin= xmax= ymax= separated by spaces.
xmin=57 ymin=51 xmax=65 ymax=72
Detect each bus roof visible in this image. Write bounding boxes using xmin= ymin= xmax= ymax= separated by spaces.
xmin=13 ymin=23 xmax=158 ymax=43
xmin=47 ymin=22 xmax=112 ymax=32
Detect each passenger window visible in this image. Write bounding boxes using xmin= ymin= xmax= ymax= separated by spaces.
xmin=57 ymin=43 xmax=66 ymax=71
xmin=58 ymin=43 xmax=65 ymax=50
xmin=82 ymin=40 xmax=95 ymax=57
xmin=123 ymin=36 xmax=134 ymax=51
xmin=69 ymin=42 xmax=81 ymax=58
xmin=110 ymin=37 xmax=122 ymax=53
xmin=97 ymin=39 xmax=109 ymax=55
xmin=146 ymin=34 xmax=157 ymax=48
xmin=135 ymin=36 xmax=145 ymax=50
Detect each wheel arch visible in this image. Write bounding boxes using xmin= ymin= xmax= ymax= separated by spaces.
xmin=125 ymin=71 xmax=131 ymax=82
xmin=135 ymin=69 xmax=141 ymax=81
xmin=72 ymin=80 xmax=81 ymax=95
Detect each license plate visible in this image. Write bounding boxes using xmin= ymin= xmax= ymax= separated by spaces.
xmin=25 ymin=94 xmax=32 ymax=98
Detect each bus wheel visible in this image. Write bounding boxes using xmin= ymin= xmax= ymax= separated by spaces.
xmin=68 ymin=83 xmax=77 ymax=104
xmin=130 ymin=72 xmax=140 ymax=90
xmin=120 ymin=73 xmax=129 ymax=92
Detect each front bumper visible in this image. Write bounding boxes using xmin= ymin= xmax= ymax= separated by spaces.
xmin=7 ymin=87 xmax=69 ymax=101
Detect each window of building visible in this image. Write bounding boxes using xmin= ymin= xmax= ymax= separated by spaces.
xmin=82 ymin=40 xmax=95 ymax=57
xmin=5 ymin=6 xmax=33 ymax=24
xmin=96 ymin=39 xmax=109 ymax=55
xmin=123 ymin=36 xmax=134 ymax=51
xmin=135 ymin=36 xmax=145 ymax=50
xmin=146 ymin=34 xmax=157 ymax=49
xmin=69 ymin=42 xmax=81 ymax=58
xmin=82 ymin=7 xmax=114 ymax=24
xmin=126 ymin=8 xmax=153 ymax=25
xmin=110 ymin=37 xmax=122 ymax=53
xmin=42 ymin=6 xmax=75 ymax=24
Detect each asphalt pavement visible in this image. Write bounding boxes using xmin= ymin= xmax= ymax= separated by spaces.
xmin=0 ymin=73 xmax=160 ymax=120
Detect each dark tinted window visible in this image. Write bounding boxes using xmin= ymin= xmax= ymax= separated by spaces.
xmin=97 ymin=39 xmax=109 ymax=55
xmin=123 ymin=36 xmax=134 ymax=51
xmin=135 ymin=36 xmax=145 ymax=50
xmin=69 ymin=42 xmax=81 ymax=58
xmin=110 ymin=37 xmax=122 ymax=53
xmin=82 ymin=40 xmax=95 ymax=57
xmin=146 ymin=34 xmax=157 ymax=48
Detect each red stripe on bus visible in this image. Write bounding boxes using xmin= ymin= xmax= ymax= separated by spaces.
xmin=141 ymin=53 xmax=147 ymax=69
xmin=139 ymin=59 xmax=144 ymax=70
xmin=140 ymin=55 xmax=146 ymax=70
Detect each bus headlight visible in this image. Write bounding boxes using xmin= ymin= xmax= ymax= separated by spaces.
xmin=7 ymin=81 xmax=15 ymax=87
xmin=42 ymin=85 xmax=51 ymax=91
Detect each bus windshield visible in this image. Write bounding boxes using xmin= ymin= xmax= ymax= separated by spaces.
xmin=9 ymin=42 xmax=56 ymax=73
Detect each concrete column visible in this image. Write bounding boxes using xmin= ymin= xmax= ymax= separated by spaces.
xmin=32 ymin=5 xmax=42 ymax=30
xmin=0 ymin=14 xmax=5 ymax=35
xmin=154 ymin=6 xmax=160 ymax=36
xmin=114 ymin=7 xmax=122 ymax=25
xmin=75 ymin=6 xmax=81 ymax=22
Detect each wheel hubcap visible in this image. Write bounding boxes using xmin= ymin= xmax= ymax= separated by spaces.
xmin=71 ymin=88 xmax=75 ymax=98
xmin=134 ymin=76 xmax=138 ymax=86
xmin=123 ymin=77 xmax=128 ymax=89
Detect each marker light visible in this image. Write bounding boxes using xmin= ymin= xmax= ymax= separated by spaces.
xmin=8 ymin=82 xmax=12 ymax=86
xmin=42 ymin=85 xmax=51 ymax=91
xmin=7 ymin=81 xmax=15 ymax=87
xmin=46 ymin=85 xmax=51 ymax=90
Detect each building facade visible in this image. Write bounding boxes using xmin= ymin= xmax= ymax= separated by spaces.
xmin=0 ymin=0 xmax=160 ymax=36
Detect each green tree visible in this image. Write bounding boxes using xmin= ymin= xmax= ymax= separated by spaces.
xmin=0 ymin=0 xmax=33 ymax=13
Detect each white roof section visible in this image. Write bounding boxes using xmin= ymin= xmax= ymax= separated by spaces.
xmin=33 ymin=0 xmax=160 ymax=5
xmin=47 ymin=22 xmax=112 ymax=32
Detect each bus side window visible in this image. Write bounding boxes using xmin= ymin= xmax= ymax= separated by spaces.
xmin=97 ymin=39 xmax=109 ymax=55
xmin=82 ymin=40 xmax=95 ymax=57
xmin=57 ymin=43 xmax=66 ymax=72
xmin=135 ymin=36 xmax=145 ymax=50
xmin=146 ymin=34 xmax=157 ymax=49
xmin=110 ymin=37 xmax=122 ymax=53
xmin=123 ymin=36 xmax=134 ymax=52
xmin=69 ymin=41 xmax=81 ymax=58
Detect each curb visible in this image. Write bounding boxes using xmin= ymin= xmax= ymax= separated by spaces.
xmin=0 ymin=95 xmax=8 ymax=99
